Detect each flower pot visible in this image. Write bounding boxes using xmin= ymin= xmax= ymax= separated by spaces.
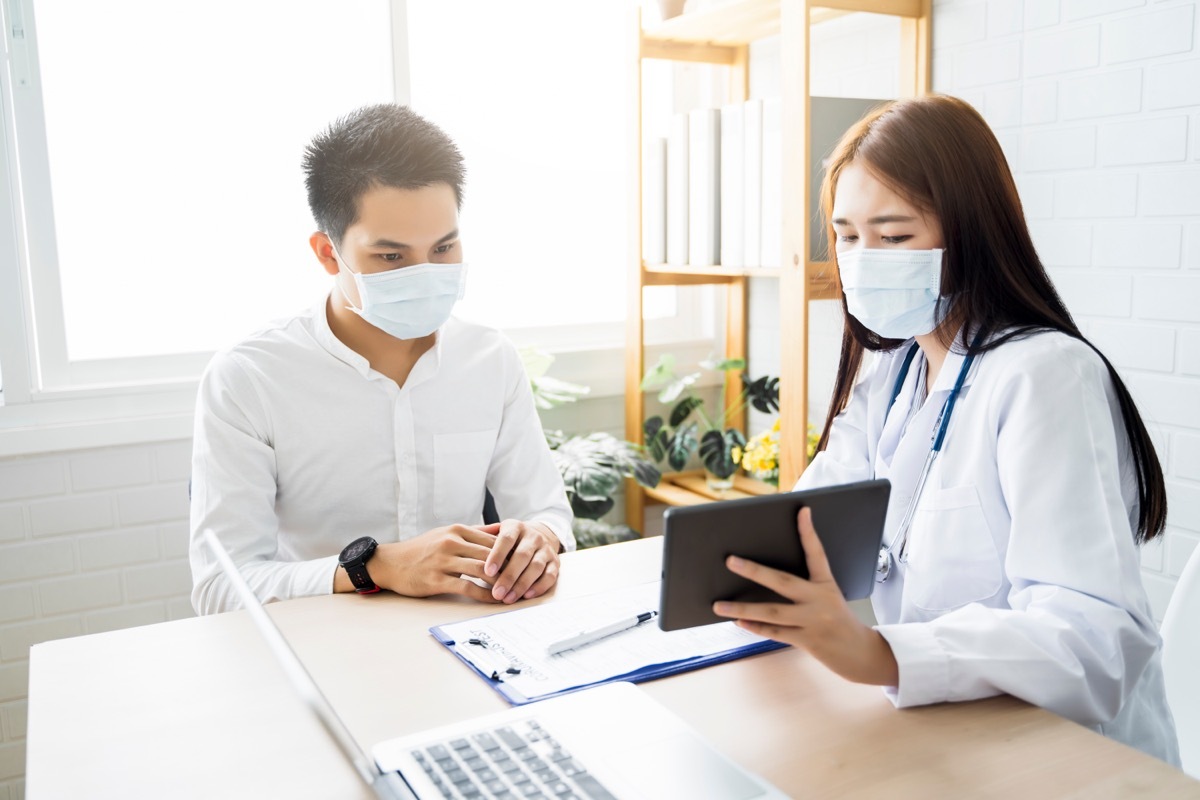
xmin=705 ymin=470 xmax=735 ymax=493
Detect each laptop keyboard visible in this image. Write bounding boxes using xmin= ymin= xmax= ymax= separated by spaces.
xmin=411 ymin=719 xmax=617 ymax=800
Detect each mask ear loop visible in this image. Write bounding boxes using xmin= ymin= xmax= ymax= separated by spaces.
xmin=329 ymin=242 xmax=367 ymax=315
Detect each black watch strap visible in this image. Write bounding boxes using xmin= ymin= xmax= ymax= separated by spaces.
xmin=339 ymin=537 xmax=381 ymax=594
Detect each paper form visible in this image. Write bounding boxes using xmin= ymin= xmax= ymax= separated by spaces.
xmin=434 ymin=581 xmax=775 ymax=700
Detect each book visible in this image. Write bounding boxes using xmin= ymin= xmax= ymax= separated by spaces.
xmin=742 ymin=98 xmax=763 ymax=268
xmin=642 ymin=136 xmax=667 ymax=265
xmin=760 ymin=97 xmax=782 ymax=269
xmin=687 ymin=108 xmax=721 ymax=268
xmin=430 ymin=580 xmax=785 ymax=706
xmin=666 ymin=112 xmax=689 ymax=266
xmin=719 ymin=103 xmax=745 ymax=268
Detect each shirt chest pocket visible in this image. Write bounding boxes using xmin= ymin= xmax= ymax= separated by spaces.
xmin=907 ymin=484 xmax=1003 ymax=613
xmin=433 ymin=430 xmax=498 ymax=523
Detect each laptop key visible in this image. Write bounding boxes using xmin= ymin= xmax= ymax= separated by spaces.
xmin=571 ymin=773 xmax=617 ymax=800
xmin=534 ymin=769 xmax=557 ymax=784
xmin=429 ymin=745 xmax=451 ymax=760
xmin=496 ymin=727 xmax=527 ymax=751
xmin=519 ymin=784 xmax=544 ymax=798
xmin=550 ymin=782 xmax=573 ymax=796
xmin=474 ymin=733 xmax=502 ymax=751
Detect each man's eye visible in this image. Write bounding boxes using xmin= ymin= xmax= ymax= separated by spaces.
xmin=434 ymin=242 xmax=456 ymax=255
xmin=379 ymin=253 xmax=403 ymax=263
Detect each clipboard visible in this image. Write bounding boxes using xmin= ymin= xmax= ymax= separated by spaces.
xmin=430 ymin=581 xmax=787 ymax=706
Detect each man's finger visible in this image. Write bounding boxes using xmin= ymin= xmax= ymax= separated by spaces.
xmin=798 ymin=507 xmax=835 ymax=585
xmin=485 ymin=519 xmax=522 ymax=579
xmin=455 ymin=579 xmax=501 ymax=603
xmin=521 ymin=566 xmax=559 ymax=600
xmin=457 ymin=524 xmax=501 ymax=548
xmin=505 ymin=551 xmax=554 ymax=603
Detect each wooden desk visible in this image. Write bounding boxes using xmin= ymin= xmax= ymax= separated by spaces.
xmin=26 ymin=537 xmax=1199 ymax=799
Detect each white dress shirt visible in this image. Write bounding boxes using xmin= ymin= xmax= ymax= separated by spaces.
xmin=189 ymin=297 xmax=574 ymax=615
xmin=798 ymin=329 xmax=1181 ymax=765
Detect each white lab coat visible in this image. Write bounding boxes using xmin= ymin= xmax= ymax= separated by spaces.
xmin=797 ymin=329 xmax=1181 ymax=766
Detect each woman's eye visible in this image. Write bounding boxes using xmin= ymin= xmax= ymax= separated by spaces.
xmin=837 ymin=234 xmax=857 ymax=243
xmin=882 ymin=235 xmax=913 ymax=245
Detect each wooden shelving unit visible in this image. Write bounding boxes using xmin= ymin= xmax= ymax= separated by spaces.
xmin=625 ymin=0 xmax=932 ymax=531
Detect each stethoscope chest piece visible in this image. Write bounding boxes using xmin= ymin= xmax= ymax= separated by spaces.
xmin=876 ymin=545 xmax=894 ymax=583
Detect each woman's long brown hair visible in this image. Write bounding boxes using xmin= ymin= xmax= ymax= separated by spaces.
xmin=816 ymin=94 xmax=1166 ymax=543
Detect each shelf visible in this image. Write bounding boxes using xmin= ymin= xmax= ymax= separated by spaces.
xmin=644 ymin=470 xmax=778 ymax=507
xmin=641 ymin=0 xmax=925 ymax=52
xmin=641 ymin=261 xmax=839 ymax=299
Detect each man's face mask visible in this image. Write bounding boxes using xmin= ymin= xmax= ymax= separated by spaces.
xmin=334 ymin=246 xmax=468 ymax=340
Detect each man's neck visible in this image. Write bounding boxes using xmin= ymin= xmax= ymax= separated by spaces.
xmin=325 ymin=291 xmax=437 ymax=386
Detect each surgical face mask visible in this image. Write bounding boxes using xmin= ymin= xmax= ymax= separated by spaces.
xmin=837 ymin=248 xmax=944 ymax=340
xmin=334 ymin=248 xmax=468 ymax=340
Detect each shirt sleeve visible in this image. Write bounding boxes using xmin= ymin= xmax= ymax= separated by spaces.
xmin=485 ymin=341 xmax=575 ymax=551
xmin=875 ymin=339 xmax=1160 ymax=727
xmin=189 ymin=352 xmax=340 ymax=615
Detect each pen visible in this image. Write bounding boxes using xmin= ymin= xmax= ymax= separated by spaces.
xmin=546 ymin=610 xmax=658 ymax=655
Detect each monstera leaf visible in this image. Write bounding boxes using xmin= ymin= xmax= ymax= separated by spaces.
xmin=669 ymin=396 xmax=704 ymax=427
xmin=550 ymin=432 xmax=660 ymax=521
xmin=743 ymin=374 xmax=780 ymax=414
xmin=644 ymin=417 xmax=670 ymax=462
xmin=699 ymin=357 xmax=746 ymax=372
xmin=699 ymin=428 xmax=747 ymax=480
xmin=667 ymin=421 xmax=698 ymax=472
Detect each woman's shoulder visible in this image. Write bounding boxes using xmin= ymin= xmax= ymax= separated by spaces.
xmin=981 ymin=327 xmax=1110 ymax=390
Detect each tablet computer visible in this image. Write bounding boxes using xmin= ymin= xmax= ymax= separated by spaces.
xmin=658 ymin=479 xmax=891 ymax=631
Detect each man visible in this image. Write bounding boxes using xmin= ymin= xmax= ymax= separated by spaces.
xmin=189 ymin=104 xmax=573 ymax=614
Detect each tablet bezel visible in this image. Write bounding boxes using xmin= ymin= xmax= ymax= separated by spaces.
xmin=658 ymin=479 xmax=891 ymax=631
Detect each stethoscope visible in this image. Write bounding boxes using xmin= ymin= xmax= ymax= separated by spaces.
xmin=875 ymin=333 xmax=983 ymax=583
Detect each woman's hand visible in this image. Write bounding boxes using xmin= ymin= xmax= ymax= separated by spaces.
xmin=712 ymin=507 xmax=900 ymax=686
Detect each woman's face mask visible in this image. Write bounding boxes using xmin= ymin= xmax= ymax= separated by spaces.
xmin=837 ymin=248 xmax=944 ymax=340
xmin=335 ymin=247 xmax=468 ymax=340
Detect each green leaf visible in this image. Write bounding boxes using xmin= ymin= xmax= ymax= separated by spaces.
xmin=658 ymin=371 xmax=700 ymax=404
xmin=571 ymin=495 xmax=615 ymax=521
xmin=743 ymin=374 xmax=780 ymax=414
xmin=551 ymin=437 xmax=622 ymax=501
xmin=529 ymin=375 xmax=590 ymax=409
xmin=669 ymin=396 xmax=703 ymax=428
xmin=640 ymin=353 xmax=677 ymax=390
xmin=518 ymin=346 xmax=555 ymax=380
xmin=699 ymin=428 xmax=746 ymax=479
xmin=643 ymin=417 xmax=668 ymax=463
xmin=667 ymin=422 xmax=698 ymax=472
xmin=700 ymin=357 xmax=747 ymax=372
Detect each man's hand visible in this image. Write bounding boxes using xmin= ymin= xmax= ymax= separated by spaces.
xmin=711 ymin=507 xmax=899 ymax=686
xmin=350 ymin=524 xmax=503 ymax=603
xmin=484 ymin=520 xmax=562 ymax=604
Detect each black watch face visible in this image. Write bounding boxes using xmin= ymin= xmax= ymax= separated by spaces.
xmin=342 ymin=538 xmax=373 ymax=562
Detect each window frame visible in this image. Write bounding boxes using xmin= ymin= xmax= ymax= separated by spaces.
xmin=0 ymin=0 xmax=716 ymax=457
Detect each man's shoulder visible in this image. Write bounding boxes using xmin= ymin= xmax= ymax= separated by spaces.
xmin=204 ymin=307 xmax=323 ymax=380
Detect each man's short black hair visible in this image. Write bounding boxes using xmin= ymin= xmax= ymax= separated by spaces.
xmin=302 ymin=104 xmax=465 ymax=246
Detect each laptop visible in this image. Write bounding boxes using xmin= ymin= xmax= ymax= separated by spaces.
xmin=204 ymin=531 xmax=787 ymax=800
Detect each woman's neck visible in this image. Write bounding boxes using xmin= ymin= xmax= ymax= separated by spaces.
xmin=914 ymin=331 xmax=951 ymax=392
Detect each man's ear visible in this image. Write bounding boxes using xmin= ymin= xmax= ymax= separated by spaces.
xmin=309 ymin=231 xmax=340 ymax=276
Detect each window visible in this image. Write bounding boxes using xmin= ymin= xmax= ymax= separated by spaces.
xmin=0 ymin=0 xmax=712 ymax=452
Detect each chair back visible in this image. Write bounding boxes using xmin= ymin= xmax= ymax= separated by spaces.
xmin=1162 ymin=543 xmax=1200 ymax=777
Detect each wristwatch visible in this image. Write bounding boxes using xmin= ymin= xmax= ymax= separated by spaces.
xmin=338 ymin=536 xmax=381 ymax=594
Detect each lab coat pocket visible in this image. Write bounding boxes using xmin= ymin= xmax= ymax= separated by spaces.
xmin=908 ymin=484 xmax=1003 ymax=613
xmin=433 ymin=430 xmax=498 ymax=522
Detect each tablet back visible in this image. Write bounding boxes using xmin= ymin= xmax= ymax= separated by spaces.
xmin=659 ymin=479 xmax=891 ymax=631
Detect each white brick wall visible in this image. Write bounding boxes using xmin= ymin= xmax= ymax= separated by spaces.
xmin=0 ymin=441 xmax=193 ymax=797
xmin=935 ymin=0 xmax=1200 ymax=627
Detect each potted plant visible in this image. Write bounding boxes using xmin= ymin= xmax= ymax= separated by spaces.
xmin=736 ymin=417 xmax=821 ymax=488
xmin=640 ymin=354 xmax=780 ymax=492
xmin=522 ymin=349 xmax=662 ymax=549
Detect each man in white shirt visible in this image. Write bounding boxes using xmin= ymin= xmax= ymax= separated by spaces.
xmin=189 ymin=104 xmax=574 ymax=615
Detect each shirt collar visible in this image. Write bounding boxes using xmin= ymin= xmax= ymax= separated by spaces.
xmin=310 ymin=291 xmax=449 ymax=386
xmin=926 ymin=327 xmax=983 ymax=395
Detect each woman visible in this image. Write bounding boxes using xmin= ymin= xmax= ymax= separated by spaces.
xmin=713 ymin=94 xmax=1180 ymax=765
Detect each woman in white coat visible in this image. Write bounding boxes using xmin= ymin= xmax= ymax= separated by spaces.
xmin=712 ymin=94 xmax=1180 ymax=765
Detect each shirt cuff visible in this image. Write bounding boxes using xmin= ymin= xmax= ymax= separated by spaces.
xmin=531 ymin=516 xmax=576 ymax=552
xmin=300 ymin=554 xmax=343 ymax=596
xmin=875 ymin=622 xmax=952 ymax=708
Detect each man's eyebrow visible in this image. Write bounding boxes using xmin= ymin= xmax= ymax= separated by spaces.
xmin=366 ymin=229 xmax=458 ymax=249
